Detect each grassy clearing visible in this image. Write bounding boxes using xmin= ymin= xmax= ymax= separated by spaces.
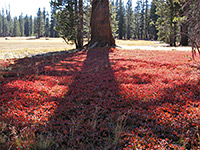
xmin=0 ymin=37 xmax=167 ymax=60
xmin=115 ymin=39 xmax=163 ymax=46
xmin=0 ymin=37 xmax=75 ymax=59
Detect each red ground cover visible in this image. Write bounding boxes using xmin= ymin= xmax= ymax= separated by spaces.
xmin=0 ymin=48 xmax=199 ymax=149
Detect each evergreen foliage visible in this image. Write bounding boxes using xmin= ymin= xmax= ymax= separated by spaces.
xmin=0 ymin=6 xmax=56 ymax=38
xmin=50 ymin=0 xmax=84 ymax=48
xmin=117 ymin=0 xmax=126 ymax=39
xmin=110 ymin=0 xmax=118 ymax=39
xmin=149 ymin=0 xmax=158 ymax=40
xmin=83 ymin=0 xmax=91 ymax=42
xmin=126 ymin=0 xmax=133 ymax=39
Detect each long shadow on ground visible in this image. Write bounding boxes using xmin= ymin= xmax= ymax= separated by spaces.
xmin=44 ymin=48 xmax=130 ymax=149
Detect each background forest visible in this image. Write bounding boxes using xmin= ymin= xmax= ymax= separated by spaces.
xmin=0 ymin=0 xmax=199 ymax=48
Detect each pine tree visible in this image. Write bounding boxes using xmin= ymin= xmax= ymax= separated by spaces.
xmin=89 ymin=0 xmax=115 ymax=47
xmin=42 ymin=8 xmax=46 ymax=37
xmin=13 ymin=17 xmax=20 ymax=37
xmin=51 ymin=0 xmax=84 ymax=48
xmin=126 ymin=0 xmax=133 ymax=39
xmin=83 ymin=0 xmax=91 ymax=42
xmin=144 ymin=0 xmax=149 ymax=39
xmin=2 ymin=9 xmax=7 ymax=36
xmin=110 ymin=0 xmax=118 ymax=38
xmin=149 ymin=0 xmax=158 ymax=40
xmin=50 ymin=5 xmax=58 ymax=37
xmin=134 ymin=0 xmax=142 ymax=39
xmin=77 ymin=0 xmax=83 ymax=48
xmin=6 ymin=7 xmax=12 ymax=36
xmin=19 ymin=13 xmax=24 ymax=36
xmin=45 ymin=12 xmax=50 ymax=37
xmin=155 ymin=0 xmax=181 ymax=46
xmin=183 ymin=0 xmax=200 ymax=51
xmin=33 ymin=17 xmax=37 ymax=36
xmin=0 ymin=12 xmax=2 ymax=36
xmin=29 ymin=16 xmax=33 ymax=36
xmin=140 ymin=0 xmax=145 ymax=39
xmin=36 ymin=8 xmax=44 ymax=38
xmin=118 ymin=0 xmax=125 ymax=39
xmin=24 ymin=15 xmax=30 ymax=36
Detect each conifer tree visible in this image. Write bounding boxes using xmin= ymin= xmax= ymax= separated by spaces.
xmin=134 ymin=0 xmax=142 ymax=39
xmin=155 ymin=0 xmax=181 ymax=46
xmin=118 ymin=0 xmax=125 ymax=39
xmin=51 ymin=0 xmax=83 ymax=48
xmin=140 ymin=0 xmax=145 ymax=39
xmin=149 ymin=0 xmax=158 ymax=40
xmin=182 ymin=0 xmax=200 ymax=51
xmin=110 ymin=0 xmax=118 ymax=38
xmin=45 ymin=12 xmax=50 ymax=37
xmin=29 ymin=16 xmax=33 ymax=36
xmin=89 ymin=0 xmax=115 ymax=47
xmin=6 ymin=7 xmax=12 ymax=36
xmin=36 ymin=8 xmax=44 ymax=38
xmin=13 ymin=17 xmax=20 ymax=37
xmin=19 ymin=13 xmax=24 ymax=36
xmin=83 ymin=0 xmax=91 ymax=42
xmin=33 ymin=17 xmax=37 ymax=36
xmin=24 ymin=15 xmax=30 ymax=36
xmin=0 ymin=12 xmax=2 ymax=36
xmin=126 ymin=0 xmax=133 ymax=39
xmin=2 ymin=9 xmax=7 ymax=36
xmin=50 ymin=5 xmax=57 ymax=37
xmin=144 ymin=0 xmax=149 ymax=39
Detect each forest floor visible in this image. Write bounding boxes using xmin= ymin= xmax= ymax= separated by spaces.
xmin=0 ymin=37 xmax=199 ymax=149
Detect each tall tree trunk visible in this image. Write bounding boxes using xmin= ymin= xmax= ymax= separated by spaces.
xmin=145 ymin=0 xmax=148 ymax=40
xmin=88 ymin=0 xmax=115 ymax=48
xmin=77 ymin=0 xmax=83 ymax=48
xmin=169 ymin=0 xmax=176 ymax=46
xmin=180 ymin=22 xmax=188 ymax=46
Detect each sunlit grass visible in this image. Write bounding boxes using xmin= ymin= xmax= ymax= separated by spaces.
xmin=0 ymin=37 xmax=75 ymax=59
xmin=116 ymin=39 xmax=162 ymax=46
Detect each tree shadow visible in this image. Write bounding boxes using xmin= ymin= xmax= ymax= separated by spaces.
xmin=0 ymin=49 xmax=88 ymax=149
xmin=44 ymin=47 xmax=131 ymax=149
xmin=0 ymin=47 xmax=129 ymax=149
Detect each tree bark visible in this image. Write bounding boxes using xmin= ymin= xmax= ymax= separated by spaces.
xmin=88 ymin=0 xmax=115 ymax=48
xmin=180 ymin=22 xmax=188 ymax=46
xmin=77 ymin=0 xmax=83 ymax=48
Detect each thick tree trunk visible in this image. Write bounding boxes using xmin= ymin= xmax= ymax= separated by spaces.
xmin=88 ymin=0 xmax=115 ymax=48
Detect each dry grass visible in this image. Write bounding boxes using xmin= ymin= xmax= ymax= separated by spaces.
xmin=0 ymin=37 xmax=75 ymax=50
xmin=115 ymin=39 xmax=162 ymax=46
xmin=0 ymin=37 xmax=75 ymax=59
xmin=0 ymin=37 xmax=166 ymax=60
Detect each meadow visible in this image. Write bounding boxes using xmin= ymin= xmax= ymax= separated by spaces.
xmin=0 ymin=38 xmax=199 ymax=149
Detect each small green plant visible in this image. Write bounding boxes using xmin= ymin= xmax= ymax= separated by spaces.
xmin=32 ymin=133 xmax=55 ymax=150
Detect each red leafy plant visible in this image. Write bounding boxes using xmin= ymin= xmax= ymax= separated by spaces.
xmin=0 ymin=48 xmax=199 ymax=149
